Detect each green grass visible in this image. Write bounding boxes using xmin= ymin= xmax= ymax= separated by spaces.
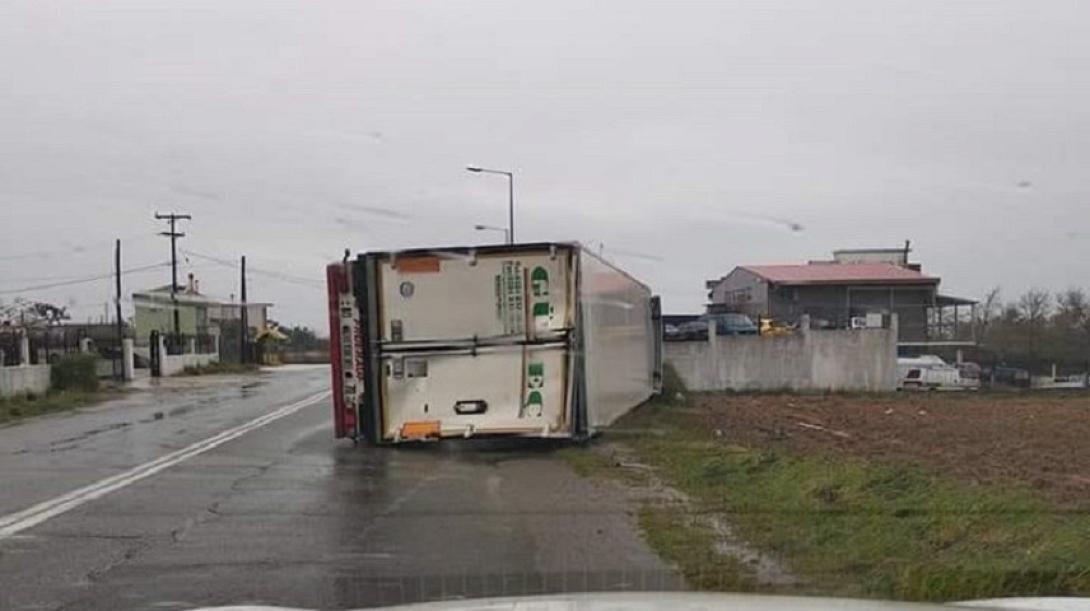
xmin=565 ymin=401 xmax=1090 ymax=601
xmin=179 ymin=361 xmax=260 ymax=376
xmin=639 ymin=504 xmax=759 ymax=592
xmin=0 ymin=390 xmax=105 ymax=424
xmin=556 ymin=445 xmax=615 ymax=477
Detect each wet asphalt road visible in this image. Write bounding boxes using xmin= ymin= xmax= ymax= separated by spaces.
xmin=0 ymin=366 xmax=676 ymax=611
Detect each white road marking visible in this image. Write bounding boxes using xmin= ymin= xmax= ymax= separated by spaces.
xmin=0 ymin=390 xmax=331 ymax=539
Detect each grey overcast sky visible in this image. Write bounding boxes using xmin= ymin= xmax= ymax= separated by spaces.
xmin=2 ymin=0 xmax=1088 ymax=330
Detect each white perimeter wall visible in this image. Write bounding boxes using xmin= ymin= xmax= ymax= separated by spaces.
xmin=665 ymin=324 xmax=898 ymax=393
xmin=0 ymin=365 xmax=51 ymax=398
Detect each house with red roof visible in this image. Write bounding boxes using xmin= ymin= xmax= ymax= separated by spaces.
xmin=705 ymin=247 xmax=975 ymax=345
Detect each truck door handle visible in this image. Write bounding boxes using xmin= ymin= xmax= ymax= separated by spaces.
xmin=454 ymin=400 xmax=488 ymax=415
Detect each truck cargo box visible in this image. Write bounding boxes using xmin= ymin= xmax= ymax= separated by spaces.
xmin=327 ymin=242 xmax=661 ymax=444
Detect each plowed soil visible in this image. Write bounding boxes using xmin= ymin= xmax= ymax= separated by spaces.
xmin=695 ymin=391 xmax=1090 ymax=506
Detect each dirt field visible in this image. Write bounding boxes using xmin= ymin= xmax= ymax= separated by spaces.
xmin=694 ymin=391 xmax=1090 ymax=506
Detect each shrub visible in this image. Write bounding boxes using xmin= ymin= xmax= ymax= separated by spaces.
xmin=662 ymin=362 xmax=687 ymax=394
xmin=50 ymin=354 xmax=99 ymax=392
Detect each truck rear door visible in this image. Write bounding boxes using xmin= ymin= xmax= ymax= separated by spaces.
xmin=371 ymin=247 xmax=576 ymax=440
xmin=381 ymin=343 xmax=569 ymax=440
xmin=377 ymin=249 xmax=573 ymax=345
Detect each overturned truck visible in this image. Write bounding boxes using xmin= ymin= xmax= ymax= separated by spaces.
xmin=327 ymin=242 xmax=662 ymax=444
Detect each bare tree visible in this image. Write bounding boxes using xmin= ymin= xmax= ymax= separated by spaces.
xmin=1017 ymin=288 xmax=1052 ymax=360
xmin=975 ymin=286 xmax=1002 ymax=343
xmin=0 ymin=298 xmax=70 ymax=329
xmin=1053 ymin=288 xmax=1089 ymax=366
xmin=1055 ymin=288 xmax=1088 ymax=326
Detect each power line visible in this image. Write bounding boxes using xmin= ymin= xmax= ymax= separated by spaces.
xmin=0 ymin=232 xmax=158 ymax=262
xmin=180 ymin=249 xmax=324 ymax=288
xmin=177 ymin=249 xmax=235 ymax=268
xmin=248 ymin=267 xmax=324 ymax=288
xmin=0 ymin=262 xmax=169 ymax=296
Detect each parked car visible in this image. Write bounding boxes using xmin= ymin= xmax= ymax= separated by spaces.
xmin=984 ymin=365 xmax=1032 ymax=388
xmin=898 ymin=355 xmax=979 ymax=391
xmin=677 ymin=313 xmax=759 ymax=340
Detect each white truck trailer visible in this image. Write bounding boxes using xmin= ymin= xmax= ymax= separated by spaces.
xmin=326 ymin=242 xmax=662 ymax=444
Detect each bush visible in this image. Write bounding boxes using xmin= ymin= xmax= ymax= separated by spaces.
xmin=661 ymin=362 xmax=687 ymax=396
xmin=50 ymin=354 xmax=99 ymax=392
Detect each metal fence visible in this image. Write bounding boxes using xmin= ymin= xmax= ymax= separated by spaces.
xmin=159 ymin=333 xmax=217 ymax=356
xmin=0 ymin=332 xmax=21 ymax=366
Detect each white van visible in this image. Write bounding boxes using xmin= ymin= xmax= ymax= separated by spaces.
xmin=898 ymin=355 xmax=978 ymax=391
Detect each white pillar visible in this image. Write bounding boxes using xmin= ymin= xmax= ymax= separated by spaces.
xmin=79 ymin=337 xmax=93 ymax=354
xmin=187 ymin=337 xmax=196 ymax=355
xmin=19 ymin=335 xmax=31 ymax=366
xmin=707 ymin=317 xmax=719 ymax=388
xmin=158 ymin=333 xmax=168 ymax=366
xmin=122 ymin=339 xmax=135 ymax=381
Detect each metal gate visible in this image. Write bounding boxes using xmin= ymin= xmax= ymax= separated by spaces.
xmin=149 ymin=331 xmax=161 ymax=377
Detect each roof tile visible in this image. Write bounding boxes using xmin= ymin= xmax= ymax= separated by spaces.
xmin=741 ymin=263 xmax=936 ymax=285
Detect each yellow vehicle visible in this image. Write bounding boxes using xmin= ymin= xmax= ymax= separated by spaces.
xmin=758 ymin=316 xmax=796 ymax=337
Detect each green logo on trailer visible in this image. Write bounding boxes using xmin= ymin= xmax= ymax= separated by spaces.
xmin=531 ymin=266 xmax=549 ymax=296
xmin=523 ymin=266 xmax=553 ymax=417
xmin=530 ymin=266 xmax=553 ymax=329
xmin=523 ymin=361 xmax=545 ymax=418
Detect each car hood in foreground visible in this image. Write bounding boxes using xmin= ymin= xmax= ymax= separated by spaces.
xmin=194 ymin=591 xmax=1090 ymax=611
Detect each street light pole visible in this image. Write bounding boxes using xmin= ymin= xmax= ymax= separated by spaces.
xmin=474 ymin=224 xmax=510 ymax=243
xmin=466 ymin=166 xmax=514 ymax=244
xmin=507 ymin=172 xmax=514 ymax=244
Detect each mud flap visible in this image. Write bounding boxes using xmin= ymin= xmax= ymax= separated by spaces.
xmin=651 ymin=295 xmax=663 ymax=394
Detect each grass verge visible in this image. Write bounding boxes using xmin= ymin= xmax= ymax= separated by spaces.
xmin=0 ymin=390 xmax=106 ymax=424
xmin=567 ymin=398 xmax=1090 ymax=601
xmin=639 ymin=504 xmax=760 ymax=592
xmin=179 ymin=361 xmax=260 ymax=376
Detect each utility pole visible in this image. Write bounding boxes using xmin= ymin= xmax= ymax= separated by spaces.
xmin=115 ymin=239 xmax=123 ymax=380
xmin=155 ymin=212 xmax=191 ymax=347
xmin=465 ymin=166 xmax=515 ymax=244
xmin=240 ymin=255 xmax=248 ymax=363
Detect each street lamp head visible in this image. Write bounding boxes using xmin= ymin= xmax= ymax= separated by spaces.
xmin=465 ymin=166 xmax=483 ymax=173
xmin=473 ymin=224 xmax=487 ymax=230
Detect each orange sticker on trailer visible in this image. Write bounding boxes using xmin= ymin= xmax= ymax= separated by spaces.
xmin=400 ymin=420 xmax=441 ymax=440
xmin=397 ymin=256 xmax=441 ymax=273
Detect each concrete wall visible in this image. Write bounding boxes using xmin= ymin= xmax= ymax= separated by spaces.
xmin=146 ymin=334 xmax=219 ymax=376
xmin=160 ymin=352 xmax=219 ymax=376
xmin=665 ymin=321 xmax=898 ymax=392
xmin=0 ymin=365 xmax=51 ymax=398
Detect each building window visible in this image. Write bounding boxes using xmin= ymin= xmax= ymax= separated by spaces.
xmin=727 ymin=288 xmax=751 ymax=304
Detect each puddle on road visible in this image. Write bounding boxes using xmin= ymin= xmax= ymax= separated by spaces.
xmin=51 ymin=421 xmax=133 ymax=446
xmin=167 ymin=404 xmax=196 ymax=418
xmin=239 ymin=379 xmax=266 ymax=398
